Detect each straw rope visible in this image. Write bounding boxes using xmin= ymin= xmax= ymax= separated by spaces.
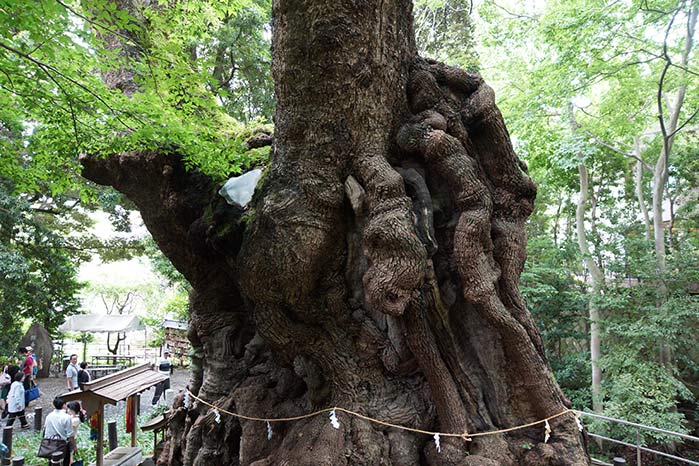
xmin=185 ymin=389 xmax=579 ymax=441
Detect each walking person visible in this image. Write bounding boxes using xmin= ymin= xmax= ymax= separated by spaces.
xmin=6 ymin=373 xmax=28 ymax=429
xmin=43 ymin=397 xmax=75 ymax=466
xmin=151 ymin=349 xmax=173 ymax=405
xmin=27 ymin=346 xmax=38 ymax=379
xmin=18 ymin=348 xmax=34 ymax=390
xmin=0 ymin=365 xmax=10 ymax=417
xmin=0 ymin=362 xmax=19 ymax=420
xmin=65 ymin=354 xmax=79 ymax=391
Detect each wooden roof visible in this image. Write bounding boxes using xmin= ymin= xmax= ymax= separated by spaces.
xmin=140 ymin=413 xmax=169 ymax=432
xmin=62 ymin=363 xmax=168 ymax=406
xmin=162 ymin=319 xmax=188 ymax=330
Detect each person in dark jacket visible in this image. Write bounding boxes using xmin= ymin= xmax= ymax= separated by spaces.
xmin=77 ymin=362 xmax=91 ymax=390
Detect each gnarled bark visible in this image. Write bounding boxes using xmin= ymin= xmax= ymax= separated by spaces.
xmin=81 ymin=1 xmax=589 ymax=465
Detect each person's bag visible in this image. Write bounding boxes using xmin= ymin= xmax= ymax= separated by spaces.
xmin=0 ymin=370 xmax=9 ymax=387
xmin=37 ymin=435 xmax=67 ymax=458
xmin=25 ymin=384 xmax=40 ymax=404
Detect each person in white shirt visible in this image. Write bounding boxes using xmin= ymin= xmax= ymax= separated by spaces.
xmin=6 ymin=373 xmax=28 ymax=428
xmin=151 ymin=350 xmax=173 ymax=405
xmin=65 ymin=354 xmax=79 ymax=391
xmin=43 ymin=397 xmax=75 ymax=466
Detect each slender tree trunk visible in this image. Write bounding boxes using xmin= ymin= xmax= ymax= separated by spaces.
xmin=569 ymin=105 xmax=604 ymax=414
xmin=575 ymin=161 xmax=604 ymax=414
xmin=633 ymin=137 xmax=651 ymax=241
xmin=107 ymin=332 xmax=125 ymax=356
xmin=654 ymin=4 xmax=697 ymax=368
xmin=81 ymin=1 xmax=589 ymax=465
xmin=552 ymin=194 xmax=563 ymax=246
xmin=667 ymin=193 xmax=675 ymax=251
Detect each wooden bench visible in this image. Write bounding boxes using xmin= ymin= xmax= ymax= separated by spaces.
xmin=591 ymin=458 xmax=613 ymax=466
xmin=89 ymin=365 xmax=120 ymax=379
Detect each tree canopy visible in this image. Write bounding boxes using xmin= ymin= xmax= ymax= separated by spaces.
xmin=478 ymin=0 xmax=699 ymax=440
xmin=0 ymin=0 xmax=272 ymax=356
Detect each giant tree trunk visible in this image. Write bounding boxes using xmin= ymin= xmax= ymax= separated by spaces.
xmin=81 ymin=1 xmax=589 ymax=465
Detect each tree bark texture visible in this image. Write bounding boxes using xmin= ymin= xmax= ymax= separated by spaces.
xmin=81 ymin=1 xmax=589 ymax=465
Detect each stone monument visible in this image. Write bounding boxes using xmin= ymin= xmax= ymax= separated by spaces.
xmin=20 ymin=322 xmax=54 ymax=378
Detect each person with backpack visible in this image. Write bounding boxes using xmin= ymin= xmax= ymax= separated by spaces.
xmin=27 ymin=346 xmax=39 ymax=379
xmin=18 ymin=347 xmax=34 ymax=390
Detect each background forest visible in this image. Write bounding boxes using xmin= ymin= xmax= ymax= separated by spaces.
xmin=1 ymin=0 xmax=698 ymax=454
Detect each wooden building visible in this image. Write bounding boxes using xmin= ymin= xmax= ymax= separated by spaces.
xmin=162 ymin=319 xmax=190 ymax=361
xmin=62 ymin=364 xmax=168 ymax=466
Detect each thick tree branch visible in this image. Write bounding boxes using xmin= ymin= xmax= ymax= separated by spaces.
xmin=245 ymin=133 xmax=273 ymax=149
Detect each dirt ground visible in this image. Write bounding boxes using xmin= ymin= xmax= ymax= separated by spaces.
xmin=4 ymin=368 xmax=189 ymax=432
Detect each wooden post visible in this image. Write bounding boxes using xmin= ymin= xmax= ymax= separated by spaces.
xmin=10 ymin=457 xmax=23 ymax=466
xmin=33 ymin=406 xmax=42 ymax=431
xmin=130 ymin=396 xmax=137 ymax=448
xmin=2 ymin=426 xmax=12 ymax=457
xmin=1 ymin=459 xmax=9 ymax=466
xmin=107 ymin=420 xmax=118 ymax=451
xmin=96 ymin=406 xmax=104 ymax=466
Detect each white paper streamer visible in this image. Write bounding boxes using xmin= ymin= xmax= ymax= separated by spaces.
xmin=434 ymin=433 xmax=441 ymax=453
xmin=218 ymin=169 xmax=263 ymax=208
xmin=575 ymin=414 xmax=584 ymax=432
xmin=544 ymin=419 xmax=551 ymax=443
xmin=267 ymin=421 xmax=273 ymax=440
xmin=329 ymin=409 xmax=340 ymax=429
xmin=183 ymin=391 xmax=191 ymax=409
xmin=213 ymin=409 xmax=221 ymax=424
